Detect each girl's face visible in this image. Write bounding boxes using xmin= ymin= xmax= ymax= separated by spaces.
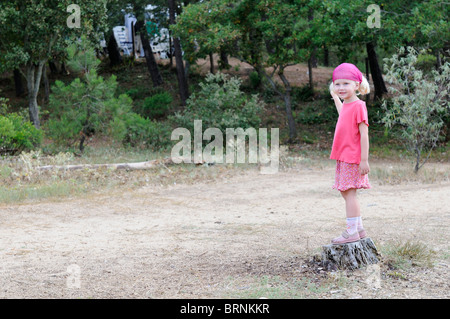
xmin=333 ymin=79 xmax=359 ymax=100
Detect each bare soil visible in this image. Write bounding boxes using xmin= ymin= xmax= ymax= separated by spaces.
xmin=1 ymin=161 xmax=449 ymax=299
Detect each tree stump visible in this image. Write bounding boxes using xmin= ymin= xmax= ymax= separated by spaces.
xmin=321 ymin=237 xmax=380 ymax=270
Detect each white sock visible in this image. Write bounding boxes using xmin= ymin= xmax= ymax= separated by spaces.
xmin=346 ymin=217 xmax=358 ymax=235
xmin=356 ymin=216 xmax=364 ymax=231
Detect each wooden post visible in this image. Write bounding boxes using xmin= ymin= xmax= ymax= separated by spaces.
xmin=321 ymin=237 xmax=380 ymax=270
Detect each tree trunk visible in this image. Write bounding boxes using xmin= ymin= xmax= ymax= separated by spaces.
xmin=445 ymin=115 xmax=450 ymax=142
xmin=13 ymin=68 xmax=24 ymax=97
xmin=365 ymin=57 xmax=370 ymax=81
xmin=308 ymin=8 xmax=317 ymax=69
xmin=435 ymin=49 xmax=442 ymax=69
xmin=131 ymin=21 xmax=136 ymax=59
xmin=219 ymin=50 xmax=230 ymax=70
xmin=168 ymin=0 xmax=189 ymax=106
xmin=25 ymin=61 xmax=45 ymax=129
xmin=48 ymin=61 xmax=59 ymax=74
xmin=184 ymin=59 xmax=190 ymax=79
xmin=42 ymin=63 xmax=49 ymax=104
xmin=308 ymin=57 xmax=314 ymax=90
xmin=169 ymin=30 xmax=173 ymax=67
xmin=136 ymin=21 xmax=163 ymax=87
xmin=321 ymin=237 xmax=379 ymax=270
xmin=256 ymin=65 xmax=297 ymax=142
xmin=366 ymin=41 xmax=387 ymax=101
xmin=323 ymin=46 xmax=329 ymax=67
xmin=107 ymin=33 xmax=123 ymax=67
xmin=278 ymin=71 xmax=297 ymax=142
xmin=209 ymin=52 xmax=214 ymax=74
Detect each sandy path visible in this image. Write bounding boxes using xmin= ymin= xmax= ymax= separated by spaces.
xmin=1 ymin=165 xmax=449 ymax=298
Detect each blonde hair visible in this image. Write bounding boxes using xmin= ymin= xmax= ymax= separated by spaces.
xmin=329 ymin=75 xmax=371 ymax=96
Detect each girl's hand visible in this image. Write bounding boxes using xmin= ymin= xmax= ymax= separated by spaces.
xmin=330 ymin=87 xmax=339 ymax=100
xmin=330 ymin=84 xmax=342 ymax=114
xmin=359 ymin=160 xmax=370 ymax=175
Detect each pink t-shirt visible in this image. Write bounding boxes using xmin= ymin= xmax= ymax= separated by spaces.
xmin=330 ymin=100 xmax=369 ymax=164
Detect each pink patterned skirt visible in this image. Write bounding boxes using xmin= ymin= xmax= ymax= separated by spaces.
xmin=332 ymin=160 xmax=371 ymax=192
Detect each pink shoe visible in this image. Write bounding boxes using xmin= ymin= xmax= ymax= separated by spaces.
xmin=331 ymin=231 xmax=361 ymax=244
xmin=358 ymin=229 xmax=367 ymax=239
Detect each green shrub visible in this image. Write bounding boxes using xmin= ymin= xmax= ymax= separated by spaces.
xmin=0 ymin=97 xmax=8 ymax=115
xmin=292 ymin=84 xmax=314 ymax=103
xmin=45 ymin=38 xmax=146 ymax=152
xmin=46 ymin=72 xmax=133 ymax=151
xmin=111 ymin=112 xmax=172 ymax=150
xmin=261 ymin=86 xmax=277 ymax=103
xmin=0 ymin=113 xmax=42 ymax=155
xmin=124 ymin=88 xmax=141 ymax=100
xmin=416 ymin=52 xmax=437 ymax=74
xmin=296 ymin=100 xmax=337 ymax=125
xmin=170 ymin=72 xmax=264 ymax=141
xmin=142 ymin=92 xmax=172 ymax=119
xmin=382 ymin=46 xmax=450 ymax=172
xmin=249 ymin=71 xmax=261 ymax=89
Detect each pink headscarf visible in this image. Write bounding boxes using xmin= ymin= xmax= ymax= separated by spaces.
xmin=332 ymin=63 xmax=363 ymax=83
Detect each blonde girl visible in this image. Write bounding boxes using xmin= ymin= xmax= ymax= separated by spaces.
xmin=329 ymin=63 xmax=371 ymax=244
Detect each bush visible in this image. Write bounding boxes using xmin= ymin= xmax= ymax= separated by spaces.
xmin=381 ymin=46 xmax=450 ymax=172
xmin=295 ymin=99 xmax=337 ymax=125
xmin=249 ymin=71 xmax=261 ymax=89
xmin=0 ymin=112 xmax=42 ymax=155
xmin=142 ymin=92 xmax=172 ymax=119
xmin=292 ymin=84 xmax=314 ymax=103
xmin=46 ymin=72 xmax=133 ymax=151
xmin=170 ymin=72 xmax=264 ymax=139
xmin=111 ymin=112 xmax=172 ymax=150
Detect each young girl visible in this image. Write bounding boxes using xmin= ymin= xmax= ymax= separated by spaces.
xmin=329 ymin=63 xmax=371 ymax=244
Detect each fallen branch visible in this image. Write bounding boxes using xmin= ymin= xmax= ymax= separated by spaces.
xmin=36 ymin=156 xmax=187 ymax=171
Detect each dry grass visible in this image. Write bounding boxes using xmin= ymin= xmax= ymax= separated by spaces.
xmin=0 ymin=147 xmax=259 ymax=204
xmin=1 ymin=146 xmax=449 ymax=204
xmin=370 ymin=161 xmax=450 ymax=185
xmin=381 ymin=240 xmax=437 ymax=270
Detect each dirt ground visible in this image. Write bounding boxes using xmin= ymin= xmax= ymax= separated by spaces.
xmin=1 ymin=160 xmax=449 ymax=299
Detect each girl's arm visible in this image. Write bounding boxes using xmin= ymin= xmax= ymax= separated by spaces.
xmin=359 ymin=122 xmax=370 ymax=175
xmin=330 ymin=85 xmax=343 ymax=114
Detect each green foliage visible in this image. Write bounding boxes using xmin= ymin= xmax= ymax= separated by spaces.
xmin=46 ymin=39 xmax=124 ymax=151
xmin=0 ymin=97 xmax=8 ymax=115
xmin=45 ymin=37 xmax=172 ymax=152
xmin=381 ymin=46 xmax=450 ymax=172
xmin=111 ymin=112 xmax=172 ymax=150
xmin=170 ymin=0 xmax=240 ymax=64
xmin=0 ymin=0 xmax=108 ymax=71
xmin=142 ymin=92 xmax=172 ymax=119
xmin=249 ymin=71 xmax=261 ymax=89
xmin=45 ymin=70 xmax=126 ymax=149
xmin=416 ymin=52 xmax=437 ymax=74
xmin=170 ymin=72 xmax=264 ymax=137
xmin=65 ymin=35 xmax=102 ymax=74
xmin=0 ymin=111 xmax=42 ymax=155
xmin=295 ymin=100 xmax=337 ymax=125
xmin=292 ymin=85 xmax=315 ymax=103
xmin=0 ymin=96 xmax=42 ymax=155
